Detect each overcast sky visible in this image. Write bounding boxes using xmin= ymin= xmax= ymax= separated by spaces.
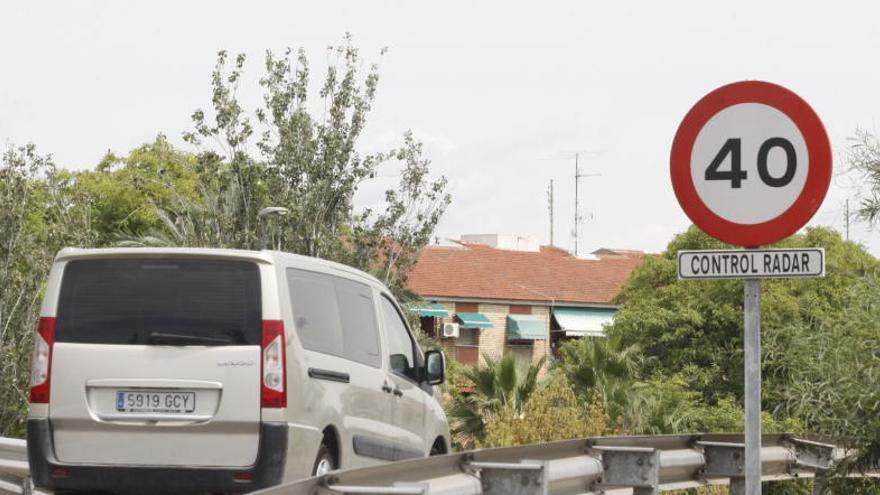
xmin=2 ymin=1 xmax=879 ymax=256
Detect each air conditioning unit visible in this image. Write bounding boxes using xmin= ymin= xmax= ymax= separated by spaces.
xmin=441 ymin=322 xmax=460 ymax=339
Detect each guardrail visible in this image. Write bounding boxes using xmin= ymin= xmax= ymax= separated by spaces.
xmin=0 ymin=438 xmax=28 ymax=479
xmin=252 ymin=433 xmax=851 ymax=495
xmin=0 ymin=433 xmax=866 ymax=495
xmin=0 ymin=437 xmax=33 ymax=495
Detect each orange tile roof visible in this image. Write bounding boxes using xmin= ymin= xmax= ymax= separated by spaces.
xmin=407 ymin=242 xmax=644 ymax=305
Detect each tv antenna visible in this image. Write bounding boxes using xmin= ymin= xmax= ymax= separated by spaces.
xmin=562 ymin=151 xmax=601 ymax=256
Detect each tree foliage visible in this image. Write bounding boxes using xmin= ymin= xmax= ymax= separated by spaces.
xmin=76 ymin=136 xmax=201 ymax=244
xmin=0 ymin=146 xmax=96 ymax=437
xmin=848 ymin=129 xmax=880 ymax=224
xmin=557 ymin=333 xmax=640 ymax=424
xmin=608 ymin=225 xmax=880 ymax=486
xmin=446 ymin=354 xmax=544 ymax=449
xmin=481 ymin=371 xmax=611 ymax=448
xmin=172 ymin=38 xmax=450 ymax=297
xmin=611 ymin=226 xmax=879 ymax=407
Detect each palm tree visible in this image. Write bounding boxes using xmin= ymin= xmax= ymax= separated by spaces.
xmin=447 ymin=354 xmax=544 ymax=449
xmin=557 ymin=334 xmax=641 ymax=423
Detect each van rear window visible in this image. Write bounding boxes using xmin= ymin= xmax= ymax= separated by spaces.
xmin=56 ymin=259 xmax=261 ymax=346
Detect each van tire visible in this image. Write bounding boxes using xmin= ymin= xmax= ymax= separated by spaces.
xmin=312 ymin=444 xmax=335 ymax=477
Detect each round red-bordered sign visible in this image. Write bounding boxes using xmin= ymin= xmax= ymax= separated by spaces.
xmin=670 ymin=81 xmax=831 ymax=247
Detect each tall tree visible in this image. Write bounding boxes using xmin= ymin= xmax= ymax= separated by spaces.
xmin=0 ymin=145 xmax=95 ymax=437
xmin=610 ymin=225 xmax=880 ymax=485
xmin=76 ymin=135 xmax=201 ymax=244
xmin=848 ymin=129 xmax=880 ymax=224
xmin=171 ymin=36 xmax=449 ymax=293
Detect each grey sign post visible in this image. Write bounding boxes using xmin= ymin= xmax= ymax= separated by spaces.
xmin=743 ymin=278 xmax=760 ymax=495
xmin=677 ymin=249 xmax=825 ymax=494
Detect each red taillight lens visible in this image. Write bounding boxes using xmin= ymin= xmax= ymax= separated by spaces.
xmin=29 ymin=317 xmax=56 ymax=403
xmin=261 ymin=320 xmax=286 ymax=408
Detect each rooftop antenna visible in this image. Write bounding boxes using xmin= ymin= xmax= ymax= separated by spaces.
xmin=547 ymin=180 xmax=554 ymax=246
xmin=566 ymin=151 xmax=601 ymax=257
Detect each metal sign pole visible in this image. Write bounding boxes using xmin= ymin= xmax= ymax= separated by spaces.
xmin=744 ymin=278 xmax=761 ymax=495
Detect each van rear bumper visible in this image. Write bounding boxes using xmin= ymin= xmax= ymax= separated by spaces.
xmin=27 ymin=418 xmax=288 ymax=494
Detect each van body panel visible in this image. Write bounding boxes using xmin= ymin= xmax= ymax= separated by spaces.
xmin=46 ymin=255 xmax=264 ymax=467
xmin=282 ymin=422 xmax=323 ymax=481
xmin=387 ymin=373 xmax=428 ymax=458
xmin=376 ymin=292 xmax=431 ymax=459
xmin=50 ymin=343 xmax=261 ymax=466
xmin=298 ymin=349 xmax=393 ymax=468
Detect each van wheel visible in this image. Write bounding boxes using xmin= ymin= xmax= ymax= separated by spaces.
xmin=312 ymin=444 xmax=335 ymax=477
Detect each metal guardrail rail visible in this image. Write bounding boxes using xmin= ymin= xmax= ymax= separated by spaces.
xmin=0 ymin=438 xmax=28 ymax=479
xmin=252 ymin=433 xmax=852 ymax=495
xmin=0 ymin=433 xmax=868 ymax=495
xmin=0 ymin=437 xmax=35 ymax=495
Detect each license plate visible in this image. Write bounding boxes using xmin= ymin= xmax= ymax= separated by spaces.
xmin=115 ymin=391 xmax=196 ymax=413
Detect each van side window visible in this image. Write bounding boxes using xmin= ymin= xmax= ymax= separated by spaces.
xmin=379 ymin=296 xmax=416 ymax=379
xmin=287 ymin=269 xmax=381 ymax=368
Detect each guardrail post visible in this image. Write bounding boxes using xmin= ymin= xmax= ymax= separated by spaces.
xmin=697 ymin=441 xmax=746 ymax=495
xmin=467 ymin=460 xmax=548 ymax=495
xmin=594 ymin=446 xmax=659 ymax=495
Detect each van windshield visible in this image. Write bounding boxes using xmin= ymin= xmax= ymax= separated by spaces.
xmin=55 ymin=258 xmax=261 ymax=346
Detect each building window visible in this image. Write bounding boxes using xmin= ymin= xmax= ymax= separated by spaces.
xmin=420 ymin=316 xmax=438 ymax=338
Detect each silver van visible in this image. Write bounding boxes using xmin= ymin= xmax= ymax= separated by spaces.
xmin=27 ymin=247 xmax=449 ymax=493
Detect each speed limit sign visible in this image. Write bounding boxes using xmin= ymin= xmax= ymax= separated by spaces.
xmin=670 ymin=81 xmax=831 ymax=246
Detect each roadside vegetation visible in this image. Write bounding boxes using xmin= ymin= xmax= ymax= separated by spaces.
xmin=441 ymin=226 xmax=880 ymax=493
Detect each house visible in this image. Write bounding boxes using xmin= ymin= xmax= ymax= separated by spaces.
xmin=406 ymin=234 xmax=643 ymax=367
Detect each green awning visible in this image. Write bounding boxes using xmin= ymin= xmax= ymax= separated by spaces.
xmin=455 ymin=312 xmax=493 ymax=328
xmin=507 ymin=315 xmax=546 ymax=341
xmin=552 ymin=307 xmax=615 ymax=337
xmin=414 ymin=303 xmax=449 ymax=318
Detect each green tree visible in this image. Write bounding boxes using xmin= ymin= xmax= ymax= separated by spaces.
xmin=609 ymin=225 xmax=880 ymax=487
xmin=481 ymin=371 xmax=611 ymax=448
xmin=0 ymin=145 xmax=96 ymax=437
xmin=611 ymin=226 xmax=879 ymax=408
xmin=170 ymin=37 xmax=449 ymax=297
xmin=556 ymin=333 xmax=640 ymax=425
xmin=75 ymin=135 xmax=200 ymax=244
xmin=446 ymin=354 xmax=544 ymax=449
xmin=848 ymin=128 xmax=880 ymax=224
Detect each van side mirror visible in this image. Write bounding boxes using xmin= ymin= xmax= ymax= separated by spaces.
xmin=424 ymin=350 xmax=445 ymax=385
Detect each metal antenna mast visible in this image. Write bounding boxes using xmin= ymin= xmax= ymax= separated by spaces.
xmin=547 ymin=180 xmax=554 ymax=246
xmin=572 ymin=152 xmax=600 ymax=257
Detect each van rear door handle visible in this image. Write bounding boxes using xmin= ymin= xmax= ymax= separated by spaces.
xmin=392 ymin=387 xmax=403 ymax=397
xmin=381 ymin=382 xmax=393 ymax=393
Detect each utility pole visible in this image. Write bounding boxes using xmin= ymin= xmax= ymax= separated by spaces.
xmin=547 ymin=180 xmax=554 ymax=246
xmin=573 ymin=152 xmax=600 ymax=257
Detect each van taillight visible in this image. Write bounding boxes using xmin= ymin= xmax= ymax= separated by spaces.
xmin=29 ymin=317 xmax=56 ymax=403
xmin=261 ymin=320 xmax=286 ymax=408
